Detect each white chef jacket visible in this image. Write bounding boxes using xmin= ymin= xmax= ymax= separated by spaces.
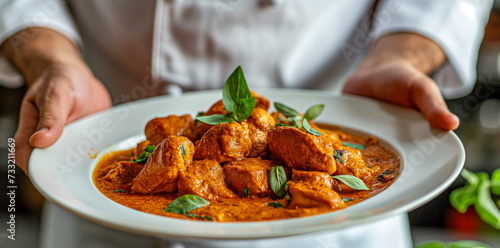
xmin=0 ymin=1 xmax=493 ymax=248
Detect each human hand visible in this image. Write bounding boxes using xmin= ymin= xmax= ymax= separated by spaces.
xmin=1 ymin=28 xmax=111 ymax=175
xmin=342 ymin=33 xmax=459 ymax=131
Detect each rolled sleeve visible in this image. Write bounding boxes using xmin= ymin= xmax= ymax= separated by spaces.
xmin=0 ymin=0 xmax=82 ymax=88
xmin=371 ymin=0 xmax=493 ymax=99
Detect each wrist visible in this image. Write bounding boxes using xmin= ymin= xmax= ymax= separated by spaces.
xmin=0 ymin=27 xmax=85 ymax=85
xmin=359 ymin=32 xmax=446 ymax=75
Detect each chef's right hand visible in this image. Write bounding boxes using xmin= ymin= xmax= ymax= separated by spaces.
xmin=0 ymin=28 xmax=111 ymax=175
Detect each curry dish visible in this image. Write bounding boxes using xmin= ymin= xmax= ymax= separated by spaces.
xmin=92 ymin=92 xmax=400 ymax=222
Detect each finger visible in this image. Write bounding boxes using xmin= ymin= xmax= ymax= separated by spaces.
xmin=29 ymin=81 xmax=72 ymax=148
xmin=409 ymin=76 xmax=460 ymax=130
xmin=14 ymin=99 xmax=39 ymax=175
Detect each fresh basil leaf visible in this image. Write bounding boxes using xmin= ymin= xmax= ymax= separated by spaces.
xmin=491 ymin=168 xmax=500 ymax=195
xmin=163 ymin=195 xmax=210 ymax=214
xmin=332 ymin=175 xmax=369 ymax=190
xmin=290 ymin=117 xmax=302 ymax=129
xmin=143 ymin=145 xmax=155 ymax=153
xmin=303 ymin=104 xmax=325 ymax=121
xmin=194 ymin=111 xmax=206 ymax=125
xmin=342 ymin=142 xmax=366 ymax=151
xmin=268 ymin=202 xmax=283 ymax=208
xmin=234 ymin=97 xmax=256 ymax=122
xmin=114 ymin=189 xmax=126 ymax=193
xmin=274 ymin=102 xmax=301 ymax=118
xmin=448 ymin=240 xmax=492 ymax=248
xmin=223 ymin=65 xmax=252 ymax=116
xmin=342 ymin=197 xmax=353 ymax=202
xmin=243 ymin=187 xmax=250 ymax=198
xmin=131 ymin=145 xmax=156 ymax=163
xmin=196 ymin=114 xmax=236 ymax=125
xmin=474 ymin=172 xmax=500 ymax=229
xmin=303 ymin=118 xmax=321 ymax=136
xmin=269 ymin=166 xmax=287 ymax=198
xmin=333 ymin=150 xmax=345 ymax=164
xmin=414 ymin=241 xmax=447 ymax=248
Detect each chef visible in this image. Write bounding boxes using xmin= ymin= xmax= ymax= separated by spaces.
xmin=0 ymin=0 xmax=493 ymax=247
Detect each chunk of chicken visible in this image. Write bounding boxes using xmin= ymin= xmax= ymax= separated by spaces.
xmin=145 ymin=114 xmax=197 ymax=145
xmin=103 ymin=161 xmax=144 ymax=186
xmin=288 ymin=169 xmax=345 ymax=209
xmin=288 ymin=181 xmax=346 ymax=209
xmin=196 ymin=92 xmax=271 ymax=137
xmin=177 ymin=159 xmax=237 ymax=200
xmin=131 ymin=136 xmax=194 ymax=194
xmin=268 ymin=126 xmax=341 ymax=174
xmin=223 ymin=158 xmax=275 ymax=197
xmin=333 ymin=146 xmax=372 ymax=181
xmin=241 ymin=108 xmax=276 ymax=158
xmin=194 ymin=122 xmax=252 ymax=163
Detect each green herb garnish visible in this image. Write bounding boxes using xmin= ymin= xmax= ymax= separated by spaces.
xmin=269 ymin=166 xmax=287 ymax=198
xmin=275 ymin=122 xmax=294 ymax=127
xmin=332 ymin=175 xmax=369 ymax=190
xmin=268 ymin=202 xmax=283 ymax=208
xmin=196 ymin=66 xmax=256 ymax=125
xmin=342 ymin=142 xmax=366 ymax=151
xmin=303 ymin=119 xmax=321 ymax=136
xmin=185 ymin=213 xmax=214 ymax=221
xmin=114 ymin=189 xmax=126 ymax=193
xmin=491 ymin=168 xmax=500 ymax=195
xmin=163 ymin=194 xmax=209 ymax=214
xmin=243 ymin=187 xmax=250 ymax=198
xmin=415 ymin=240 xmax=492 ymax=248
xmin=450 ymin=169 xmax=500 ymax=229
xmin=377 ymin=170 xmax=394 ymax=181
xmin=342 ymin=197 xmax=353 ymax=202
xmin=303 ymin=104 xmax=325 ymax=121
xmin=131 ymin=145 xmax=156 ymax=163
xmin=333 ymin=150 xmax=345 ymax=164
xmin=274 ymin=102 xmax=301 ymax=118
xmin=180 ymin=144 xmax=186 ymax=157
xmin=194 ymin=111 xmax=206 ymax=125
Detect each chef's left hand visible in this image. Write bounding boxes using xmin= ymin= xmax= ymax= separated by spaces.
xmin=342 ymin=33 xmax=459 ymax=131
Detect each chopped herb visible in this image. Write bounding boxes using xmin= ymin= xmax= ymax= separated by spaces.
xmin=377 ymin=170 xmax=394 ymax=181
xmin=342 ymin=197 xmax=353 ymax=202
xmin=269 ymin=166 xmax=287 ymax=198
xmin=196 ymin=66 xmax=256 ymax=125
xmin=131 ymin=145 xmax=156 ymax=163
xmin=333 ymin=150 xmax=345 ymax=164
xmin=243 ymin=187 xmax=250 ymax=198
xmin=163 ymin=195 xmax=209 ymax=214
xmin=285 ymin=193 xmax=290 ymax=201
xmin=232 ymin=204 xmax=239 ymax=206
xmin=194 ymin=111 xmax=206 ymax=125
xmin=342 ymin=142 xmax=366 ymax=151
xmin=180 ymin=144 xmax=186 ymax=157
xmin=114 ymin=189 xmax=126 ymax=193
xmin=332 ymin=175 xmax=369 ymax=190
xmin=303 ymin=104 xmax=325 ymax=121
xmin=303 ymin=118 xmax=322 ymax=136
xmin=277 ymin=116 xmax=286 ymax=122
xmin=185 ymin=213 xmax=214 ymax=221
xmin=268 ymin=202 xmax=283 ymax=208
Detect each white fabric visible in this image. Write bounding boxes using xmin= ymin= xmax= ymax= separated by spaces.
xmin=40 ymin=201 xmax=412 ymax=248
xmin=0 ymin=0 xmax=492 ymax=247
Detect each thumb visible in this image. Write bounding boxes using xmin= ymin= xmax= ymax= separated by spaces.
xmin=410 ymin=76 xmax=460 ymax=131
xmin=29 ymin=86 xmax=71 ymax=148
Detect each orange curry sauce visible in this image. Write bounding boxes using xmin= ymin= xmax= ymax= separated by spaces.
xmin=92 ymin=123 xmax=400 ymax=222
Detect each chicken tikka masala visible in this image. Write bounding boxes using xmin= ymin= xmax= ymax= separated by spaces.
xmin=92 ymin=66 xmax=400 ymax=222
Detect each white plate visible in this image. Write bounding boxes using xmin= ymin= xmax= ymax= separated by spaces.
xmin=29 ymin=89 xmax=465 ymax=239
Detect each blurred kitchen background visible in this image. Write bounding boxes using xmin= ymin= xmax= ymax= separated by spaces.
xmin=1 ymin=3 xmax=500 ymax=248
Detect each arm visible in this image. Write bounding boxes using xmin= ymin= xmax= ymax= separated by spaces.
xmin=0 ymin=28 xmax=111 ymax=174
xmin=342 ymin=32 xmax=459 ymax=130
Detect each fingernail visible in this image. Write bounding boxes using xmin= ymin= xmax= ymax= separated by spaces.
xmin=29 ymin=128 xmax=49 ymax=143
